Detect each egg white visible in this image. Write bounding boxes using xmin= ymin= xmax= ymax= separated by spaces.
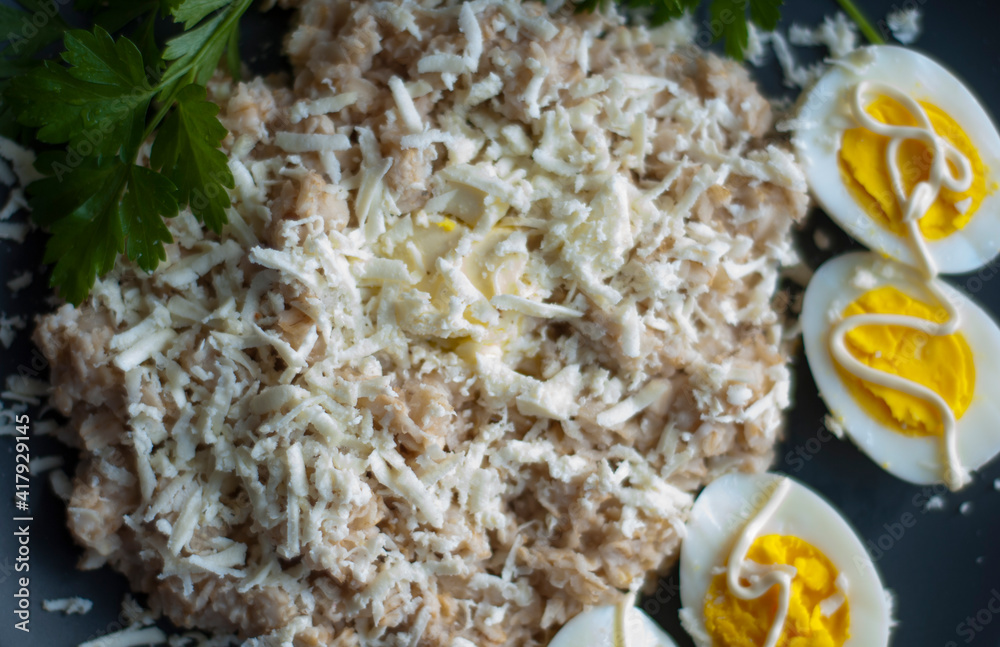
xmin=548 ymin=605 xmax=677 ymax=647
xmin=802 ymin=251 xmax=1000 ymax=486
xmin=679 ymin=472 xmax=891 ymax=647
xmin=794 ymin=45 xmax=1000 ymax=274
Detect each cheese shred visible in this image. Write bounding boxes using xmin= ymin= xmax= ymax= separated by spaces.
xmin=34 ymin=1 xmax=806 ymax=646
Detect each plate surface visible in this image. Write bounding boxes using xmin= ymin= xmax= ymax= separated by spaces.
xmin=0 ymin=2 xmax=998 ymax=646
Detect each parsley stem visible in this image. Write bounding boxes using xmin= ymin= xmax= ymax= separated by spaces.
xmin=142 ymin=0 xmax=254 ymax=143
xmin=835 ymin=0 xmax=886 ymax=45
xmin=143 ymin=100 xmax=176 ymax=151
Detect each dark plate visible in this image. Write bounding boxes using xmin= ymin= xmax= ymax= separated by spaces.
xmin=1 ymin=2 xmax=999 ymax=646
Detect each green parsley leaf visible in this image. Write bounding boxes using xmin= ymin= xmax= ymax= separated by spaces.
xmin=7 ymin=27 xmax=153 ymax=159
xmin=749 ymin=0 xmax=783 ymax=32
xmin=159 ymin=0 xmax=250 ymax=94
xmin=75 ymin=0 xmax=164 ymax=33
xmin=709 ymin=0 xmax=749 ymax=60
xmin=29 ymin=153 xmax=179 ymax=303
xmin=133 ymin=10 xmax=165 ymax=73
xmin=28 ymin=155 xmax=129 ymax=304
xmin=225 ymin=21 xmax=241 ymax=80
xmin=0 ymin=57 xmax=38 ymax=82
xmin=151 ymin=83 xmax=234 ymax=232
xmin=621 ymin=0 xmax=700 ymax=24
xmin=651 ymin=0 xmax=701 ymax=24
xmin=0 ymin=1 xmax=70 ymax=61
xmin=75 ymin=0 xmax=168 ymax=69
xmin=162 ymin=10 xmax=226 ymax=72
xmin=121 ymin=165 xmax=179 ymax=271
xmin=170 ymin=0 xmax=233 ymax=30
xmin=574 ymin=0 xmax=604 ymax=14
xmin=3 ymin=0 xmax=252 ymax=304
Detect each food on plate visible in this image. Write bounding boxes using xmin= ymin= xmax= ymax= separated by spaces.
xmin=678 ymin=472 xmax=892 ymax=647
xmin=802 ymin=252 xmax=1000 ymax=489
xmin=32 ymin=0 xmax=808 ymax=644
xmin=547 ymin=600 xmax=678 ymax=647
xmin=796 ymin=44 xmax=1000 ymax=489
xmin=794 ymin=45 xmax=1000 ymax=274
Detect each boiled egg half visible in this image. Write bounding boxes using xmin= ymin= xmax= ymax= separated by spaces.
xmin=679 ymin=472 xmax=891 ymax=646
xmin=802 ymin=252 xmax=1000 ymax=487
xmin=795 ymin=45 xmax=1000 ymax=274
xmin=548 ymin=603 xmax=677 ymax=647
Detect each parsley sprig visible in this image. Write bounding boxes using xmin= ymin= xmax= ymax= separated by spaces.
xmin=0 ymin=0 xmax=889 ymax=305
xmin=0 ymin=0 xmax=252 ymax=304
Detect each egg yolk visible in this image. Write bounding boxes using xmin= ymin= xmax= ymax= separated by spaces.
xmin=839 ymin=95 xmax=990 ymax=240
xmin=836 ymin=285 xmax=975 ymax=437
xmin=703 ymin=535 xmax=850 ymax=647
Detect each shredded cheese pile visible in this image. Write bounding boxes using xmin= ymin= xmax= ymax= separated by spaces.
xmin=35 ymin=1 xmax=808 ymax=645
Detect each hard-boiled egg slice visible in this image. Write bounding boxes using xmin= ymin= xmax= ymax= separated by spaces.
xmin=679 ymin=472 xmax=891 ymax=647
xmin=794 ymin=45 xmax=1000 ymax=274
xmin=802 ymin=251 xmax=1000 ymax=487
xmin=548 ymin=603 xmax=678 ymax=647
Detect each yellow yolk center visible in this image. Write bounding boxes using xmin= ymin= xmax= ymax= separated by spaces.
xmin=839 ymin=95 xmax=990 ymax=240
xmin=836 ymin=286 xmax=975 ymax=437
xmin=703 ymin=535 xmax=850 ymax=647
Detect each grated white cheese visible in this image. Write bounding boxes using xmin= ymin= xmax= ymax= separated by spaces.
xmin=0 ymin=313 xmax=25 ymax=349
xmin=288 ymin=92 xmax=358 ymax=124
xmin=0 ymin=187 xmax=27 ymax=220
xmin=459 ymin=2 xmax=484 ymax=70
xmin=29 ymin=455 xmax=63 ymax=474
xmin=754 ymin=12 xmax=860 ymax=92
xmin=274 ymin=132 xmax=351 ymax=153
xmin=823 ymin=414 xmax=846 ymax=439
xmin=490 ymin=295 xmax=583 ymax=319
xmin=50 ymin=468 xmax=74 ymax=501
xmin=924 ymin=495 xmax=946 ymax=512
xmin=79 ymin=627 xmax=167 ymax=647
xmin=788 ymin=13 xmax=858 ymax=59
xmin=597 ymin=379 xmax=673 ymax=428
xmin=0 ymin=157 xmax=13 ymax=186
xmin=6 ymin=271 xmax=32 ymax=293
xmin=0 ymin=137 xmax=42 ymax=186
xmin=886 ymin=8 xmax=922 ymax=45
xmin=114 ymin=329 xmax=177 ymax=372
xmin=168 ymin=489 xmax=203 ymax=555
xmin=388 ymin=76 xmax=424 ymax=134
xmin=0 ymin=221 xmax=29 ymax=243
xmin=43 ymin=597 xmax=94 ymax=615
xmin=31 ymin=1 xmax=807 ymax=645
xmin=466 ymin=72 xmax=504 ymax=106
